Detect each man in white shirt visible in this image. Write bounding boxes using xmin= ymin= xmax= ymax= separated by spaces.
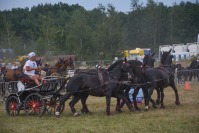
xmin=23 ymin=52 xmax=41 ymax=85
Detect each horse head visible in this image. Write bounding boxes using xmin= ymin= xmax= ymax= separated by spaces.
xmin=188 ymin=60 xmax=199 ymax=69
xmin=107 ymin=58 xmax=142 ymax=82
xmin=161 ymin=49 xmax=173 ymax=66
xmin=36 ymin=59 xmax=42 ymax=67
xmin=62 ymin=59 xmax=70 ymax=70
xmin=58 ymin=58 xmax=65 ymax=64
xmin=125 ymin=60 xmax=144 ymax=83
xmin=69 ymin=57 xmax=74 ymax=69
xmin=143 ymin=53 xmax=155 ymax=67
xmin=54 ymin=58 xmax=65 ymax=68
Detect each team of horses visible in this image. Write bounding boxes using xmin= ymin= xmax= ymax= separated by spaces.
xmin=55 ymin=50 xmax=184 ymax=117
xmin=1 ymin=52 xmax=198 ymax=117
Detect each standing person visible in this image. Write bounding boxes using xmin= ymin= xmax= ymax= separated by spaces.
xmin=95 ymin=63 xmax=102 ymax=70
xmin=23 ymin=52 xmax=42 ymax=86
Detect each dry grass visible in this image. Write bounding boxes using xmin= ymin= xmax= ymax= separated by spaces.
xmin=0 ymin=82 xmax=199 ymax=133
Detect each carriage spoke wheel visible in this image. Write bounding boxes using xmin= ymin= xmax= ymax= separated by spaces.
xmin=45 ymin=96 xmax=65 ymax=115
xmin=24 ymin=93 xmax=46 ymax=117
xmin=6 ymin=95 xmax=20 ymax=116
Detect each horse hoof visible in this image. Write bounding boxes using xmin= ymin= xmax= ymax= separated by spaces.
xmin=106 ymin=112 xmax=113 ymax=116
xmin=86 ymin=111 xmax=93 ymax=115
xmin=152 ymin=105 xmax=157 ymax=108
xmin=116 ymin=110 xmax=123 ymax=113
xmin=156 ymin=100 xmax=160 ymax=105
xmin=130 ymin=107 xmax=135 ymax=112
xmin=116 ymin=106 xmax=123 ymax=113
xmin=55 ymin=111 xmax=60 ymax=117
xmin=74 ymin=112 xmax=81 ymax=117
xmin=85 ymin=111 xmax=92 ymax=114
xmin=175 ymin=101 xmax=180 ymax=105
xmin=81 ymin=109 xmax=92 ymax=114
xmin=81 ymin=109 xmax=85 ymax=114
xmin=160 ymin=106 xmax=165 ymax=109
xmin=144 ymin=106 xmax=149 ymax=111
xmin=135 ymin=107 xmax=141 ymax=111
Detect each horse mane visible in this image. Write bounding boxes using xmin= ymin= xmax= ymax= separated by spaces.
xmin=128 ymin=60 xmax=143 ymax=66
xmin=108 ymin=60 xmax=123 ymax=71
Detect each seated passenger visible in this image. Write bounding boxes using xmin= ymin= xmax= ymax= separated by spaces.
xmin=11 ymin=62 xmax=18 ymax=70
xmin=43 ymin=62 xmax=50 ymax=72
xmin=23 ymin=52 xmax=42 ymax=86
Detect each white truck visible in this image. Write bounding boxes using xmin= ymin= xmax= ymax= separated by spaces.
xmin=159 ymin=44 xmax=189 ymax=61
xmin=186 ymin=42 xmax=199 ymax=56
xmin=172 ymin=43 xmax=187 ymax=53
xmin=172 ymin=43 xmax=189 ymax=61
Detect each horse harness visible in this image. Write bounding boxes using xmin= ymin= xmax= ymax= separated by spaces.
xmin=97 ymin=69 xmax=120 ymax=85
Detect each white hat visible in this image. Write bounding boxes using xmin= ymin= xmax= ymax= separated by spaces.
xmin=28 ymin=52 xmax=36 ymax=59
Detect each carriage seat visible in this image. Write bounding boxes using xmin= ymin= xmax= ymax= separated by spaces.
xmin=18 ymin=73 xmax=37 ymax=88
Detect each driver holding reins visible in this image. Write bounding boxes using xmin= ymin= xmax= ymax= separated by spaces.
xmin=23 ymin=52 xmax=42 ymax=86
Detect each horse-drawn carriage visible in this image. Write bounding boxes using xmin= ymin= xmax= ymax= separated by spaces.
xmin=4 ymin=76 xmax=66 ymax=117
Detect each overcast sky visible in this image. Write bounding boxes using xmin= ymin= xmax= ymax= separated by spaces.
xmin=0 ymin=0 xmax=195 ymax=13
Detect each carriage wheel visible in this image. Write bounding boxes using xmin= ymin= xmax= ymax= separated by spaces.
xmin=24 ymin=93 xmax=46 ymax=117
xmin=45 ymin=96 xmax=65 ymax=114
xmin=5 ymin=95 xmax=20 ymax=116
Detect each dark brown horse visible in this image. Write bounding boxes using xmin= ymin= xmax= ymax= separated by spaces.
xmin=63 ymin=57 xmax=74 ymax=70
xmin=3 ymin=64 xmax=24 ymax=82
xmin=48 ymin=58 xmax=67 ymax=75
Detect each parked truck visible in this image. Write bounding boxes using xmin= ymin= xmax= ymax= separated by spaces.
xmin=186 ymin=42 xmax=199 ymax=56
xmin=124 ymin=48 xmax=151 ymax=62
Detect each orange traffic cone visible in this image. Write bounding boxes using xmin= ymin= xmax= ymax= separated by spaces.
xmin=184 ymin=81 xmax=191 ymax=90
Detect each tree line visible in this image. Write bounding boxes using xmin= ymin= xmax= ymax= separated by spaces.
xmin=0 ymin=0 xmax=198 ymax=60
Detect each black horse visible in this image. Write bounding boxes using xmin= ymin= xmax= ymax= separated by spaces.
xmin=188 ymin=60 xmax=199 ymax=69
xmin=55 ymin=58 xmax=140 ymax=116
xmin=117 ymin=60 xmax=151 ymax=111
xmin=186 ymin=60 xmax=199 ymax=81
xmin=131 ymin=49 xmax=180 ymax=110
xmin=142 ymin=53 xmax=162 ymax=105
xmin=143 ymin=53 xmax=155 ymax=67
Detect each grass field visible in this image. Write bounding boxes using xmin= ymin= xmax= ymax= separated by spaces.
xmin=0 ymin=82 xmax=199 ymax=133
